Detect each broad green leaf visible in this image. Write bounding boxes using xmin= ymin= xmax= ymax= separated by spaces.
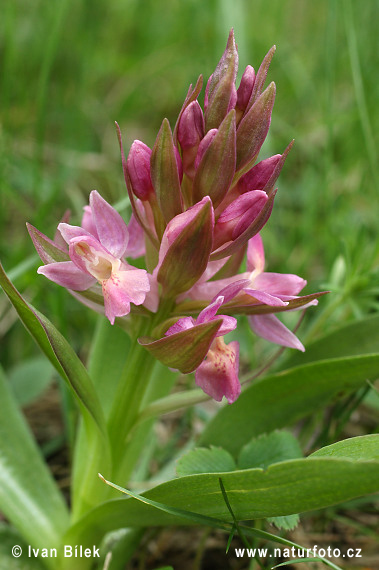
xmin=238 ymin=431 xmax=302 ymax=470
xmin=0 ymin=262 xmax=106 ymax=437
xmin=284 ymin=313 xmax=379 ymax=368
xmin=176 ymin=447 xmax=236 ymax=476
xmin=238 ymin=431 xmax=301 ymax=531
xmin=310 ymin=434 xmax=379 ymax=461
xmin=65 ymin=455 xmax=379 ymax=556
xmin=199 ymin=353 xmax=379 ymax=455
xmin=8 ymin=357 xmax=54 ymax=407
xmin=0 ymin=367 xmax=69 ymax=559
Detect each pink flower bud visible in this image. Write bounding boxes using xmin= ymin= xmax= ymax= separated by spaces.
xmin=193 ymin=110 xmax=236 ymax=208
xmin=236 ymin=65 xmax=256 ymax=120
xmin=194 ymin=129 xmax=218 ymax=170
xmin=213 ymin=190 xmax=268 ymax=250
xmin=205 ymin=29 xmax=239 ymax=131
xmin=157 ymin=197 xmax=215 ymax=297
xmin=237 ymin=154 xmax=281 ymax=194
xmin=178 ymin=101 xmax=205 ymax=149
xmin=126 ymin=141 xmax=154 ymax=201
xmin=236 ymin=82 xmax=276 ymax=175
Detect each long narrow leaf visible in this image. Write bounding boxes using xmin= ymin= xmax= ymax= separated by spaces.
xmin=0 ymin=262 xmax=106 ymax=437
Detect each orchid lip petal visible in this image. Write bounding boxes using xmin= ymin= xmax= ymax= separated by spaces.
xmin=195 ymin=338 xmax=240 ymax=404
xmin=102 ymin=267 xmax=150 ymax=324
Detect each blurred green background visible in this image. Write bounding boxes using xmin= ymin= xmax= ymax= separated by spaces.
xmin=1 ymin=0 xmax=378 ymax=369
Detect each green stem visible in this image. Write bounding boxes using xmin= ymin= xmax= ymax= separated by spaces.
xmin=107 ymin=339 xmax=157 ymax=478
xmin=107 ymin=299 xmax=175 ymax=482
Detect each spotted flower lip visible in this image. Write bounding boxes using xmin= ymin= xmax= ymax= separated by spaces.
xmin=195 ymin=337 xmax=240 ymax=404
xmin=163 ymin=296 xmax=240 ymax=403
xmin=36 ymin=190 xmax=150 ymax=324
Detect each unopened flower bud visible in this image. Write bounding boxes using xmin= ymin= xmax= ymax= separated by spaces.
xmin=150 ymin=118 xmax=184 ymax=223
xmin=213 ymin=190 xmax=268 ymax=250
xmin=204 ymin=29 xmax=239 ymax=131
xmin=178 ymin=101 xmax=205 ymax=149
xmin=126 ymin=141 xmax=154 ymax=201
xmin=236 ymin=82 xmax=276 ymax=176
xmin=236 ymin=65 xmax=255 ymax=123
xmin=237 ymin=154 xmax=281 ymax=194
xmin=193 ymin=110 xmax=236 ymax=208
xmin=194 ymin=129 xmax=218 ymax=170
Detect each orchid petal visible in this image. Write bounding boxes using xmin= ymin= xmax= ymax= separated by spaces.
xmin=195 ymin=338 xmax=240 ymax=403
xmin=244 ymin=288 xmax=288 ymax=306
xmin=90 ymin=190 xmax=129 ymax=258
xmin=197 ymin=295 xmax=225 ymax=323
xmin=58 ymin=223 xmax=93 ymax=245
xmin=253 ymin=272 xmax=307 ymax=296
xmin=68 ymin=235 xmax=113 ymax=275
xmin=166 ymin=317 xmax=196 ymax=336
xmin=81 ymin=205 xmax=99 ymax=239
xmin=246 ymin=234 xmax=265 ymax=273
xmin=37 ymin=262 xmax=95 ymax=291
xmin=102 ymin=267 xmax=150 ymax=325
xmin=249 ymin=314 xmax=305 ymax=351
xmin=125 ymin=211 xmax=146 ymax=258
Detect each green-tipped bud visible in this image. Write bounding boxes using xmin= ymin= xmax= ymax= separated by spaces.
xmin=248 ymin=45 xmax=276 ymax=109
xmin=192 ymin=110 xmax=236 ymax=208
xmin=236 ymin=82 xmax=276 ymax=175
xmin=204 ymin=29 xmax=238 ymax=131
xmin=150 ymin=118 xmax=184 ymax=223
xmin=157 ymin=197 xmax=214 ymax=297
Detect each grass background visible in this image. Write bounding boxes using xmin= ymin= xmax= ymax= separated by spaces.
xmin=1 ymin=0 xmax=378 ymax=365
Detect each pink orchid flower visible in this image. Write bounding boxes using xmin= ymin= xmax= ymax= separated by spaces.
xmin=37 ymin=191 xmax=150 ymax=324
xmin=165 ymin=296 xmax=240 ymax=403
xmin=187 ymin=233 xmax=312 ymax=350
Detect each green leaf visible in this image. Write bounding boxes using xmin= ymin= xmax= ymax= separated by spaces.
xmin=65 ymin=455 xmax=379 ymax=556
xmin=199 ymin=353 xmax=379 ymax=455
xmin=8 ymin=357 xmax=54 ymax=407
xmin=284 ymin=313 xmax=379 ymax=368
xmin=310 ymin=434 xmax=379 ymax=461
xmin=267 ymin=514 xmax=299 ymax=531
xmin=0 ymin=262 xmax=106 ymax=437
xmin=238 ymin=431 xmax=302 ymax=470
xmin=0 ymin=367 xmax=69 ymax=559
xmin=176 ymin=447 xmax=236 ymax=477
xmin=238 ymin=431 xmax=302 ymax=531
